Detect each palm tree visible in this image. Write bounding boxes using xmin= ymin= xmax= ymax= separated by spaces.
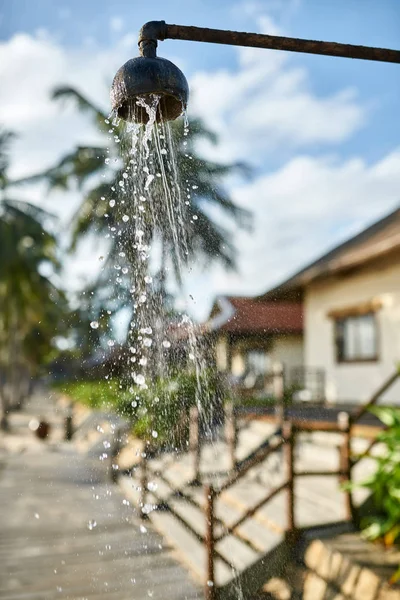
xmin=43 ymin=87 xmax=251 ymax=302
xmin=0 ymin=128 xmax=66 ymax=429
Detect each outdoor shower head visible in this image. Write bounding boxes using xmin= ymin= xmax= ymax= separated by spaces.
xmin=111 ymin=19 xmax=400 ymax=123
xmin=110 ymin=21 xmax=189 ymax=124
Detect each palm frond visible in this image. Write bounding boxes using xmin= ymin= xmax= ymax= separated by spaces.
xmin=52 ymin=86 xmax=110 ymax=133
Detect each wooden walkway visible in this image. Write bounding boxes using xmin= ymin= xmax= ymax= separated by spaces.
xmin=0 ymin=394 xmax=201 ymax=600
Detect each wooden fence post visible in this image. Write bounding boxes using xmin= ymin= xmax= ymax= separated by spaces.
xmin=225 ymin=402 xmax=237 ymax=471
xmin=204 ymin=484 xmax=216 ymax=600
xmin=110 ymin=427 xmax=120 ymax=484
xmin=338 ymin=412 xmax=354 ymax=522
xmin=273 ymin=362 xmax=285 ymax=425
xmin=139 ymin=451 xmax=149 ymax=519
xmin=190 ymin=406 xmax=201 ymax=484
xmin=64 ymin=401 xmax=73 ymax=441
xmin=283 ymin=421 xmax=295 ymax=534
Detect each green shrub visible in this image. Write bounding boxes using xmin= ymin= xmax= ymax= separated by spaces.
xmin=52 ymin=379 xmax=127 ymax=409
xmin=346 ymin=407 xmax=400 ymax=553
xmin=54 ymin=370 xmax=225 ymax=449
xmin=117 ymin=369 xmax=224 ymax=449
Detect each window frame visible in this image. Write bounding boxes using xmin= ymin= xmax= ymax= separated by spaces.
xmin=246 ymin=349 xmax=270 ymax=375
xmin=334 ymin=311 xmax=379 ymax=364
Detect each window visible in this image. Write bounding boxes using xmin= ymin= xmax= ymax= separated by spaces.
xmin=246 ymin=350 xmax=269 ymax=375
xmin=335 ymin=313 xmax=378 ymax=362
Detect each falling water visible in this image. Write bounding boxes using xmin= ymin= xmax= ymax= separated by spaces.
xmin=97 ymin=95 xmax=230 ymax=596
xmin=106 ymin=95 xmax=219 ymax=428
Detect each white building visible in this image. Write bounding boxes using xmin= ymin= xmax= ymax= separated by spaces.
xmin=262 ymin=207 xmax=400 ymax=405
xmin=206 ymin=295 xmax=304 ymax=396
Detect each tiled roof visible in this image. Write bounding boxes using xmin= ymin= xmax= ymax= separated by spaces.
xmin=208 ymin=296 xmax=303 ymax=334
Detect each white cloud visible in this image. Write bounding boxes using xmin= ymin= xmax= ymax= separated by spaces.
xmin=187 ymin=149 xmax=400 ymax=319
xmin=190 ymin=57 xmax=365 ymax=164
xmin=0 ymin=30 xmax=135 ymax=182
xmin=189 ymin=15 xmax=365 ymax=164
xmin=0 ymin=16 xmax=397 ymax=322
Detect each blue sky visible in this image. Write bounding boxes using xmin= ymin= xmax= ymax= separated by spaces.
xmin=1 ymin=0 xmax=400 ymax=320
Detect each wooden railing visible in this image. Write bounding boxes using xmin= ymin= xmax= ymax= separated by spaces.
xmin=203 ymin=418 xmax=353 ymax=599
xmin=203 ymin=367 xmax=400 ymax=599
xmin=129 ymin=367 xmax=400 ymax=599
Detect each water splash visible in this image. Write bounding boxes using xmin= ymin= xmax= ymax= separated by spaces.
xmin=99 ymin=95 xmax=228 ymax=595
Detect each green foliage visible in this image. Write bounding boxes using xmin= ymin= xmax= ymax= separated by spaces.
xmin=56 ymin=369 xmax=224 ymax=449
xmin=117 ymin=369 xmax=223 ymax=448
xmin=0 ymin=128 xmax=67 ymax=421
xmin=53 ymin=379 xmax=129 ymax=410
xmin=347 ymin=406 xmax=400 ymax=548
xmin=41 ymin=87 xmax=251 ymax=313
xmin=236 ymin=395 xmax=276 ymax=408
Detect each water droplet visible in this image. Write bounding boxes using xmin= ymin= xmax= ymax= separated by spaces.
xmin=103 ymin=440 xmax=111 ymax=449
xmin=143 ymin=338 xmax=152 ymax=347
xmin=34 ymin=513 xmax=40 ymax=519
xmin=139 ymin=357 xmax=147 ymax=366
xmin=207 ymin=580 xmax=214 ymax=587
xmin=122 ymin=267 xmax=129 ymax=274
xmin=142 ymin=503 xmax=154 ymax=515
xmin=108 ymin=340 xmax=115 ymax=347
xmin=90 ymin=321 xmax=99 ymax=329
xmin=135 ymin=374 xmax=146 ymax=386
xmin=144 ymin=275 xmax=153 ymax=284
xmin=140 ymin=524 xmax=147 ymax=533
xmin=152 ymin=430 xmax=158 ymax=438
xmin=105 ymin=158 xmax=110 ymax=164
xmin=87 ymin=519 xmax=97 ymax=530
xmin=122 ymin=215 xmax=129 ymax=222
xmin=162 ymin=340 xmax=171 ymax=348
xmin=109 ymin=199 xmax=115 ymax=207
xmin=193 ymin=215 xmax=198 ymax=221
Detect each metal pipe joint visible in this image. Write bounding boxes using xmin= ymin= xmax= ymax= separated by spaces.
xmin=138 ymin=20 xmax=167 ymax=57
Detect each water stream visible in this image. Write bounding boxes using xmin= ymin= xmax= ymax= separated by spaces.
xmin=98 ymin=95 xmax=233 ymax=596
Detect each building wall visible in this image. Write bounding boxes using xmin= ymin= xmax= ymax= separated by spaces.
xmin=230 ymin=336 xmax=272 ymax=377
xmin=215 ymin=333 xmax=303 ymax=378
xmin=215 ymin=335 xmax=228 ymax=371
xmin=305 ymin=253 xmax=400 ymax=404
xmin=270 ymin=334 xmax=304 ymax=376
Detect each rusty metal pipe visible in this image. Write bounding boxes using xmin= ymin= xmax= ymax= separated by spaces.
xmin=112 ymin=21 xmax=399 ymax=124
xmin=140 ymin=20 xmax=400 ymax=64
